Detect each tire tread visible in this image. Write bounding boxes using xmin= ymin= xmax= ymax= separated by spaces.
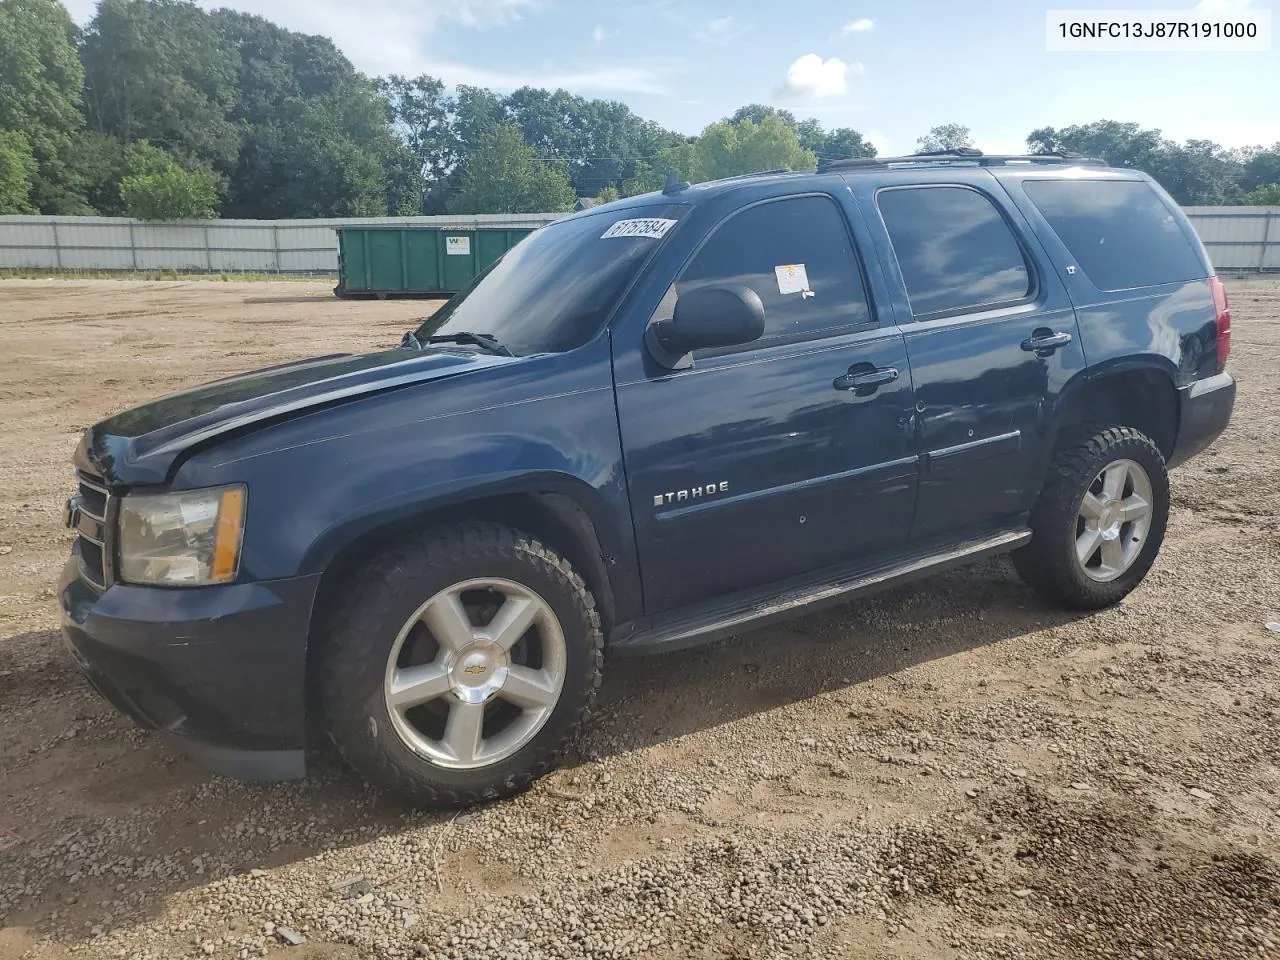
xmin=1013 ymin=424 xmax=1169 ymax=610
xmin=316 ymin=522 xmax=603 ymax=806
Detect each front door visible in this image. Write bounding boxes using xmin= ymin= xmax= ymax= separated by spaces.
xmin=850 ymin=174 xmax=1086 ymax=540
xmin=614 ymin=193 xmax=919 ymax=614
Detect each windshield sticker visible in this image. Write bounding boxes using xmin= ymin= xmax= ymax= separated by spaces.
xmin=601 ymin=218 xmax=677 ymax=240
xmin=775 ymin=263 xmax=812 ymax=297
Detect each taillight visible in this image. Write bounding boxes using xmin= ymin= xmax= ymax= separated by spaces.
xmin=1209 ymin=275 xmax=1231 ymax=373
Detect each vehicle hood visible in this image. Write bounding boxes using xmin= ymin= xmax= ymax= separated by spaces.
xmin=78 ymin=348 xmax=513 ymax=486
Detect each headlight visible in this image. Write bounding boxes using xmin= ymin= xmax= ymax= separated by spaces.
xmin=118 ymin=485 xmax=246 ymax=586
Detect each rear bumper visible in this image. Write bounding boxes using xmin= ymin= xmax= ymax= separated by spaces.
xmin=1169 ymin=373 xmax=1236 ymax=469
xmin=59 ymin=558 xmax=321 ymax=781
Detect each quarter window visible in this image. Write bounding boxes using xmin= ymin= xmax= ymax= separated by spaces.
xmin=676 ymin=194 xmax=873 ymax=344
xmin=1023 ymin=179 xmax=1207 ymax=291
xmin=878 ymin=186 xmax=1032 ymax=317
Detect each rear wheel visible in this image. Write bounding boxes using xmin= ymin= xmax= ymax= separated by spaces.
xmin=1013 ymin=425 xmax=1170 ymax=610
xmin=318 ymin=523 xmax=603 ymax=806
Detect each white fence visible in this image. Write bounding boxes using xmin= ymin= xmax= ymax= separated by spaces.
xmin=1182 ymin=206 xmax=1280 ymax=271
xmin=0 ymin=207 xmax=1276 ymax=273
xmin=0 ymin=213 xmax=560 ymax=273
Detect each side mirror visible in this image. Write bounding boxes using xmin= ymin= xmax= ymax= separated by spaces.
xmin=645 ymin=284 xmax=766 ymax=370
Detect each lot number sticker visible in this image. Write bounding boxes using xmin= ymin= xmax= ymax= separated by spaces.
xmin=445 ymin=236 xmax=471 ymax=255
xmin=600 ymin=218 xmax=677 ymax=240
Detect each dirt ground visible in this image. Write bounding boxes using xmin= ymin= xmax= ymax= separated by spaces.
xmin=0 ymin=278 xmax=1277 ymax=960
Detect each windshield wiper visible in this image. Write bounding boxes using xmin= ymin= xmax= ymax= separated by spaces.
xmin=400 ymin=330 xmax=514 ymax=357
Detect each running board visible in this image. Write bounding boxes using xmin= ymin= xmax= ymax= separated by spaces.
xmin=610 ymin=528 xmax=1031 ymax=656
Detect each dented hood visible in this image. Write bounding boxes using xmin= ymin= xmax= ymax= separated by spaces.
xmin=78 ymin=348 xmax=512 ymax=486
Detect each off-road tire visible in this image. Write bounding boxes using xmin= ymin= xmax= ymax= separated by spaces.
xmin=317 ymin=523 xmax=603 ymax=806
xmin=1013 ymin=424 xmax=1170 ymax=610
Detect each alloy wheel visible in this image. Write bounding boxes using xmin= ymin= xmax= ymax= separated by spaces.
xmin=382 ymin=577 xmax=566 ymax=769
xmin=1074 ymin=458 xmax=1154 ymax=583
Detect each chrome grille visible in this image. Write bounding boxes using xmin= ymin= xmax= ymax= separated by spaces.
xmin=73 ymin=469 xmax=110 ymax=589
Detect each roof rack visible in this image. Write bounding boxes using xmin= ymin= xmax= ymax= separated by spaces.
xmin=715 ymin=167 xmax=794 ymax=182
xmin=817 ymin=149 xmax=1105 ymax=173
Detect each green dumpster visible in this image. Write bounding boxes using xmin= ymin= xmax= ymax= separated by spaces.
xmin=334 ymin=226 xmax=536 ymax=298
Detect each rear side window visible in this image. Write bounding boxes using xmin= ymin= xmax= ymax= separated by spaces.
xmin=1023 ymin=179 xmax=1206 ymax=291
xmin=878 ymin=186 xmax=1032 ymax=317
xmin=677 ymin=194 xmax=872 ymax=344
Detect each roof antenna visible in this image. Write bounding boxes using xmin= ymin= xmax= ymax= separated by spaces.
xmin=662 ymin=170 xmax=690 ymax=195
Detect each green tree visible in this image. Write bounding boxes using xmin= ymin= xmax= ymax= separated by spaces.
xmin=453 ymin=85 xmax=509 ymax=156
xmin=620 ymin=160 xmax=666 ymax=196
xmin=118 ymin=143 xmax=219 ymax=219
xmin=377 ymin=73 xmax=455 ymax=184
xmin=213 ymin=10 xmax=417 ymax=217
xmin=228 ymin=116 xmax=389 ymax=218
xmin=1155 ymin=139 xmax=1244 ymax=205
xmin=503 ymin=87 xmax=682 ymax=198
xmin=916 ymin=123 xmax=973 ymax=152
xmin=0 ymin=130 xmax=38 ymax=213
xmin=566 ymin=97 xmax=680 ymax=198
xmin=63 ymin=130 xmax=131 ymax=215
xmin=595 ymin=184 xmax=620 ymax=203
xmin=795 ymin=118 xmax=825 ymax=154
xmin=1027 ymin=121 xmax=1244 ymax=204
xmin=447 ymin=122 xmax=574 ymax=214
xmin=81 ymin=0 xmax=240 ymax=172
xmin=658 ymin=115 xmax=816 ymax=183
xmin=1245 ymin=183 xmax=1280 ymax=204
xmin=729 ymin=104 xmax=797 ymax=129
xmin=505 ymin=86 xmax=577 ymax=158
xmin=381 ymin=145 xmax=425 ymax=215
xmin=1027 ymin=120 xmax=1164 ymax=168
xmin=1242 ymin=145 xmax=1280 ymax=192
xmin=418 ymin=83 xmax=510 ymax=212
xmin=0 ymin=0 xmax=87 ymax=212
xmin=822 ymin=127 xmax=877 ymax=159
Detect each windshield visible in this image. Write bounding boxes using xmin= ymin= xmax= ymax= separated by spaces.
xmin=415 ymin=205 xmax=684 ymax=355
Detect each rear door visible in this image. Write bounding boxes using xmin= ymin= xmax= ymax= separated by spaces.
xmin=846 ymin=169 xmax=1087 ymax=540
xmin=612 ymin=190 xmax=919 ymax=613
xmin=1004 ymin=173 xmax=1220 ymax=384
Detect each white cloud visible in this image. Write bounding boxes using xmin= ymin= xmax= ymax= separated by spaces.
xmin=592 ymin=24 xmax=606 ymax=44
xmin=780 ymin=54 xmax=851 ymax=98
xmin=866 ymin=130 xmax=891 ymax=155
xmin=696 ymin=15 xmax=747 ymax=44
xmin=841 ymin=18 xmax=875 ymax=34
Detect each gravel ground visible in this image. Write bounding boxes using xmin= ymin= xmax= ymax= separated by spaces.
xmin=0 ymin=278 xmax=1278 ymax=960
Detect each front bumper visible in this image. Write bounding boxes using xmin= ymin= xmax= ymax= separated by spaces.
xmin=59 ymin=555 xmax=322 ymax=781
xmin=1169 ymin=372 xmax=1236 ymax=469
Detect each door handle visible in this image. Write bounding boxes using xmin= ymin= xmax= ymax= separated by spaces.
xmin=1021 ymin=330 xmax=1073 ymax=354
xmin=834 ymin=366 xmax=899 ymax=393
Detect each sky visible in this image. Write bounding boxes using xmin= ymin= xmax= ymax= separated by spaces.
xmin=59 ymin=0 xmax=1279 ymax=155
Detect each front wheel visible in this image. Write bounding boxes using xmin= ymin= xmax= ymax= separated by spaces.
xmin=317 ymin=523 xmax=603 ymax=806
xmin=1013 ymin=425 xmax=1170 ymax=610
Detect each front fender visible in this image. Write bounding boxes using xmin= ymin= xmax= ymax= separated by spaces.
xmin=172 ymin=340 xmax=641 ymax=619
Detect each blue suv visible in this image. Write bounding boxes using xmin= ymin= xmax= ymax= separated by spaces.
xmin=59 ymin=150 xmax=1236 ymax=805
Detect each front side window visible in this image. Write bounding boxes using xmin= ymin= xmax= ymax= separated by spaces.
xmin=675 ymin=194 xmax=873 ymax=345
xmin=418 ymin=204 xmax=684 ymax=355
xmin=878 ymin=186 xmax=1032 ymax=317
xmin=1023 ymin=179 xmax=1207 ymax=291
